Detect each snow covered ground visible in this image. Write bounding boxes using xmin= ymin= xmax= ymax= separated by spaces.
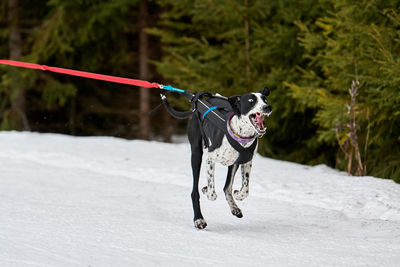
xmin=1 ymin=131 xmax=400 ymax=267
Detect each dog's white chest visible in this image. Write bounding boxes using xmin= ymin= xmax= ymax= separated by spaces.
xmin=206 ymin=137 xmax=257 ymax=166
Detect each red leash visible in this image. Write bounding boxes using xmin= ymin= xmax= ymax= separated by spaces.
xmin=0 ymin=60 xmax=160 ymax=88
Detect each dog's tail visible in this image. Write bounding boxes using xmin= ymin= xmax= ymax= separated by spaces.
xmin=161 ymin=94 xmax=194 ymax=119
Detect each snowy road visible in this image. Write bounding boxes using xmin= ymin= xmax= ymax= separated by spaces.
xmin=0 ymin=132 xmax=399 ymax=266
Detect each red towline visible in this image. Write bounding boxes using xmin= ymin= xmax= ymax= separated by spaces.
xmin=0 ymin=59 xmax=160 ymax=88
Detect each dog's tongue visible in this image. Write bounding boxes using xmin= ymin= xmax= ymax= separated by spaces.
xmin=255 ymin=113 xmax=265 ymax=130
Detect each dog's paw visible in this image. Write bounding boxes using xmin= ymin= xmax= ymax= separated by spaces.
xmin=234 ymin=189 xmax=248 ymax=201
xmin=202 ymin=186 xmax=217 ymax=201
xmin=207 ymin=192 xmax=217 ymax=201
xmin=231 ymin=207 xmax=243 ymax=218
xmin=194 ymin=218 xmax=207 ymax=229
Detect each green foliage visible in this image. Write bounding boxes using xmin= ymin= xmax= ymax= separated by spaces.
xmin=28 ymin=0 xmax=139 ymax=68
xmin=1 ymin=0 xmax=141 ymax=132
xmin=150 ymin=0 xmax=248 ymax=94
xmin=151 ymin=0 xmax=330 ymax=163
xmin=286 ymin=0 xmax=400 ymax=180
xmin=153 ymin=0 xmax=400 ymax=181
xmin=40 ymin=79 xmax=77 ymax=108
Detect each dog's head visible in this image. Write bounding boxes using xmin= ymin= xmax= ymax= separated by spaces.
xmin=228 ymin=87 xmax=272 ymax=135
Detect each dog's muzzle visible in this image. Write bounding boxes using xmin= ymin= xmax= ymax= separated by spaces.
xmin=263 ymin=105 xmax=272 ymax=116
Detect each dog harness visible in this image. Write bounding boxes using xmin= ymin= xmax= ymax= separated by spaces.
xmin=161 ymin=91 xmax=258 ymax=165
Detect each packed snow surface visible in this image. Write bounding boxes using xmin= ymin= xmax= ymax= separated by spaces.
xmin=1 ymin=131 xmax=400 ymax=266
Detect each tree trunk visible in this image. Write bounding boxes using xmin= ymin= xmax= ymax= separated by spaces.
xmin=244 ymin=0 xmax=251 ymax=90
xmin=138 ymin=0 xmax=150 ymax=140
xmin=8 ymin=0 xmax=30 ymax=131
xmin=8 ymin=0 xmax=21 ymax=60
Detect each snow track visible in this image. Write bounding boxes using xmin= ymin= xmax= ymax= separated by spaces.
xmin=0 ymin=132 xmax=399 ymax=266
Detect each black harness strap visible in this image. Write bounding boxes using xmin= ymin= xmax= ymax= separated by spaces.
xmin=226 ymin=133 xmax=257 ymax=164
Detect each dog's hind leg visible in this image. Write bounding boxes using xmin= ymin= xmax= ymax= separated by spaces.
xmin=188 ymin=115 xmax=207 ymax=229
xmin=234 ymin=161 xmax=252 ymax=201
xmin=224 ymin=164 xmax=242 ymax=218
xmin=202 ymin=159 xmax=217 ymax=201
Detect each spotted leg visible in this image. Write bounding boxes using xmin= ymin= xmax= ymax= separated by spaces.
xmin=202 ymin=159 xmax=217 ymax=201
xmin=224 ymin=164 xmax=242 ymax=218
xmin=234 ymin=161 xmax=252 ymax=201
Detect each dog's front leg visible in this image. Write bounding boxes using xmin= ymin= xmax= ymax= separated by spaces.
xmin=234 ymin=161 xmax=252 ymax=201
xmin=202 ymin=159 xmax=217 ymax=201
xmin=224 ymin=164 xmax=242 ymax=218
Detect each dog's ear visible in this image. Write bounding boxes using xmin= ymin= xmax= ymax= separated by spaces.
xmin=228 ymin=95 xmax=241 ymax=114
xmin=259 ymin=86 xmax=270 ymax=97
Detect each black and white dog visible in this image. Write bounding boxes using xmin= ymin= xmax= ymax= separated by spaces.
xmin=186 ymin=87 xmax=272 ymax=229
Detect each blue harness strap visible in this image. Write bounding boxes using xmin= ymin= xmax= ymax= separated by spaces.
xmin=202 ymin=106 xmax=218 ymax=119
xmin=162 ymin=85 xmax=185 ymax=93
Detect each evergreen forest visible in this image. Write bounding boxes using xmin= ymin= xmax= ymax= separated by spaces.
xmin=1 ymin=0 xmax=399 ymax=182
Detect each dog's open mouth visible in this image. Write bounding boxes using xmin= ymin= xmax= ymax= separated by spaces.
xmin=249 ymin=112 xmax=266 ymax=133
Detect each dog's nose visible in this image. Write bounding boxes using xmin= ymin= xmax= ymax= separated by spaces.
xmin=263 ymin=105 xmax=272 ymax=114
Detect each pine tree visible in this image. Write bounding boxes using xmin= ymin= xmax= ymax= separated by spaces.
xmin=1 ymin=0 xmax=160 ymax=139
xmin=150 ymin=0 xmax=330 ymax=162
xmin=287 ymin=0 xmax=400 ymax=181
xmin=1 ymin=0 xmax=33 ymax=130
xmin=139 ymin=0 xmax=150 ymax=140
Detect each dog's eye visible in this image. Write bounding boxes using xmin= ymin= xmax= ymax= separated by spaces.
xmin=248 ymin=99 xmax=254 ymax=103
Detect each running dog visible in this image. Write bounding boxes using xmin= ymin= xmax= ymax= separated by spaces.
xmin=186 ymin=87 xmax=272 ymax=229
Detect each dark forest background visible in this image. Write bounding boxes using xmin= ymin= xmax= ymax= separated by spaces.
xmin=1 ymin=0 xmax=399 ymax=182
